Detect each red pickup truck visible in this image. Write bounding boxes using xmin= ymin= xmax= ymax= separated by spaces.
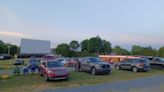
xmin=39 ymin=57 xmax=69 ymax=81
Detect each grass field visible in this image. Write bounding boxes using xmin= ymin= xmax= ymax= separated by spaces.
xmin=0 ymin=69 xmax=164 ymax=92
xmin=0 ymin=59 xmax=29 ymax=69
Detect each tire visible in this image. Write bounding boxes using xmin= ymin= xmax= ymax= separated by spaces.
xmin=132 ymin=67 xmax=138 ymax=72
xmin=116 ymin=65 xmax=120 ymax=70
xmin=44 ymin=75 xmax=49 ymax=82
xmin=91 ymin=68 xmax=96 ymax=75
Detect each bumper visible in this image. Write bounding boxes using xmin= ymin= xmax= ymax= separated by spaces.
xmin=47 ymin=73 xmax=69 ymax=80
xmin=96 ymin=68 xmax=111 ymax=74
xmin=49 ymin=76 xmax=68 ymax=80
xmin=138 ymin=67 xmax=151 ymax=71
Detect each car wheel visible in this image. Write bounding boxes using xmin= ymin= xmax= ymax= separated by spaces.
xmin=44 ymin=75 xmax=49 ymax=81
xmin=91 ymin=68 xmax=96 ymax=75
xmin=116 ymin=65 xmax=120 ymax=70
xmin=132 ymin=67 xmax=138 ymax=72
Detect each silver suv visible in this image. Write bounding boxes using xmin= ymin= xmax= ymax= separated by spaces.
xmin=79 ymin=57 xmax=111 ymax=75
xmin=115 ymin=58 xmax=151 ymax=72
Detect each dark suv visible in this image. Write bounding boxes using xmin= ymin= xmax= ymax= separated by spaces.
xmin=79 ymin=57 xmax=111 ymax=75
xmin=115 ymin=58 xmax=150 ymax=72
xmin=149 ymin=57 xmax=164 ymax=69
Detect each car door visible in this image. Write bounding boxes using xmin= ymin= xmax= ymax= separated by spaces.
xmin=120 ymin=60 xmax=128 ymax=69
xmin=85 ymin=58 xmax=92 ymax=71
xmin=126 ymin=59 xmax=133 ymax=69
xmin=80 ymin=58 xmax=87 ymax=71
xmin=150 ymin=58 xmax=161 ymax=68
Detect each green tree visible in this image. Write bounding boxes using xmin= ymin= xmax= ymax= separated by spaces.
xmin=88 ymin=36 xmax=103 ymax=54
xmin=158 ymin=46 xmax=164 ymax=57
xmin=55 ymin=43 xmax=70 ymax=57
xmin=69 ymin=40 xmax=80 ymax=52
xmin=102 ymin=40 xmax=112 ymax=54
xmin=81 ymin=39 xmax=89 ymax=52
xmin=131 ymin=45 xmax=157 ymax=56
xmin=112 ymin=46 xmax=129 ymax=55
xmin=10 ymin=45 xmax=19 ymax=55
xmin=131 ymin=45 xmax=143 ymax=55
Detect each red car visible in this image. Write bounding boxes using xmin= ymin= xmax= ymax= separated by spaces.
xmin=39 ymin=57 xmax=69 ymax=81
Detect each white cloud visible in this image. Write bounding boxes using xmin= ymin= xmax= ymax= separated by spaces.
xmin=0 ymin=30 xmax=24 ymax=37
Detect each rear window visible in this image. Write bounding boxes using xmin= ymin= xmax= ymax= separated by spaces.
xmin=47 ymin=61 xmax=63 ymax=67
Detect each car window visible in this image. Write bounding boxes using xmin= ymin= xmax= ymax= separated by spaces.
xmin=47 ymin=61 xmax=63 ymax=67
xmin=133 ymin=59 xmax=148 ymax=63
xmin=89 ymin=58 xmax=101 ymax=62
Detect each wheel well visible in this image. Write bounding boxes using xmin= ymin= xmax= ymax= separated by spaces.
xmin=91 ymin=66 xmax=95 ymax=71
xmin=131 ymin=66 xmax=136 ymax=70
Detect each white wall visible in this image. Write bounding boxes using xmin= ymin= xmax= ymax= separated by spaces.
xmin=20 ymin=39 xmax=51 ymax=54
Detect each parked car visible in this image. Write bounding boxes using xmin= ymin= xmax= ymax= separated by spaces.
xmin=39 ymin=59 xmax=69 ymax=81
xmin=115 ymin=58 xmax=151 ymax=72
xmin=29 ymin=57 xmax=40 ymax=68
xmin=149 ymin=57 xmax=164 ymax=69
xmin=14 ymin=59 xmax=24 ymax=65
xmin=79 ymin=57 xmax=111 ymax=75
xmin=60 ymin=58 xmax=72 ymax=67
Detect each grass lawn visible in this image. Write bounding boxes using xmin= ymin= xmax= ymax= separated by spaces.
xmin=0 ymin=69 xmax=164 ymax=92
xmin=0 ymin=59 xmax=29 ymax=70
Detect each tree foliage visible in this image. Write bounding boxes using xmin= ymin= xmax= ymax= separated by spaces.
xmin=0 ymin=40 xmax=19 ymax=55
xmin=158 ymin=47 xmax=164 ymax=57
xmin=69 ymin=40 xmax=80 ymax=52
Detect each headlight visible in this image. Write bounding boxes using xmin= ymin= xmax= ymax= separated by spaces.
xmin=95 ymin=64 xmax=101 ymax=69
xmin=47 ymin=70 xmax=54 ymax=74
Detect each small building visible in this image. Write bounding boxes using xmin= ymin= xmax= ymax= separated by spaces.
xmin=99 ymin=55 xmax=140 ymax=64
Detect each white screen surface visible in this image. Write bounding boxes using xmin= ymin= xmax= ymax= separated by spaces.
xmin=20 ymin=39 xmax=51 ymax=54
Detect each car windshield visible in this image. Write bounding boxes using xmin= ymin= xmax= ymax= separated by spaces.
xmin=89 ymin=58 xmax=101 ymax=62
xmin=47 ymin=61 xmax=63 ymax=67
xmin=133 ymin=59 xmax=148 ymax=63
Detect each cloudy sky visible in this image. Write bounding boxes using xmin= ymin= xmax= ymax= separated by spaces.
xmin=0 ymin=0 xmax=164 ymax=50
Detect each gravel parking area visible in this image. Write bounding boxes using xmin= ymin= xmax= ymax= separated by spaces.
xmin=43 ymin=75 xmax=164 ymax=92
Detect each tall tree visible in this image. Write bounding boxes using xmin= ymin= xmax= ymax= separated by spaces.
xmin=131 ymin=45 xmax=143 ymax=55
xmin=112 ymin=46 xmax=130 ymax=55
xmin=69 ymin=40 xmax=80 ymax=52
xmin=88 ymin=36 xmax=103 ymax=54
xmin=81 ymin=39 xmax=89 ymax=52
xmin=102 ymin=40 xmax=112 ymax=54
xmin=55 ymin=43 xmax=70 ymax=57
xmin=158 ymin=46 xmax=164 ymax=57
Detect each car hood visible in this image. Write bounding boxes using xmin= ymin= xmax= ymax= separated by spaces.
xmin=48 ymin=67 xmax=67 ymax=71
xmin=93 ymin=62 xmax=109 ymax=65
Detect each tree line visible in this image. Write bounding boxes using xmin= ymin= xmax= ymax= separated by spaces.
xmin=0 ymin=37 xmax=164 ymax=57
xmin=55 ymin=36 xmax=164 ymax=57
xmin=0 ymin=40 xmax=19 ymax=56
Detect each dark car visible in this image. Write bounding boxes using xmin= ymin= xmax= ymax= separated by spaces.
xmin=115 ymin=58 xmax=150 ymax=72
xmin=149 ymin=57 xmax=164 ymax=69
xmin=79 ymin=57 xmax=111 ymax=75
xmin=14 ymin=59 xmax=24 ymax=65
xmin=39 ymin=59 xmax=69 ymax=81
